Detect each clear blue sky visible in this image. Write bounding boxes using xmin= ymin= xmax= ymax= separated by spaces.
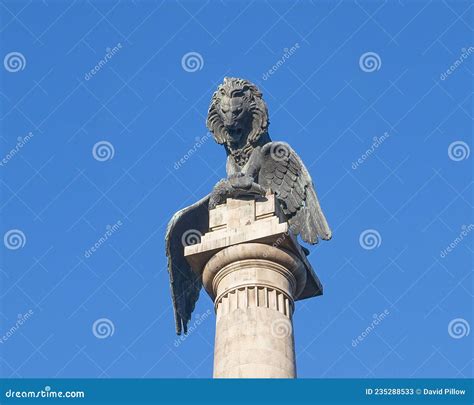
xmin=0 ymin=0 xmax=472 ymax=379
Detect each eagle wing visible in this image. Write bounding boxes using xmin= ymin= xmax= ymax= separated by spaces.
xmin=165 ymin=195 xmax=210 ymax=334
xmin=258 ymin=142 xmax=331 ymax=244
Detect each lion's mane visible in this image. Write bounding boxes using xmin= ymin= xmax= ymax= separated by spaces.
xmin=206 ymin=78 xmax=269 ymax=165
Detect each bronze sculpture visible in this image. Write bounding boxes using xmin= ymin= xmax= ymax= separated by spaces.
xmin=166 ymin=77 xmax=331 ymax=334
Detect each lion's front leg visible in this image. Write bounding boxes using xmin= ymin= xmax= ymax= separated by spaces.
xmin=209 ymin=175 xmax=266 ymax=209
xmin=209 ymin=179 xmax=233 ymax=209
xmin=228 ymin=174 xmax=266 ymax=196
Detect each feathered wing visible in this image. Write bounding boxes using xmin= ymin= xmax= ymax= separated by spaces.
xmin=165 ymin=195 xmax=210 ymax=334
xmin=259 ymin=142 xmax=332 ymax=244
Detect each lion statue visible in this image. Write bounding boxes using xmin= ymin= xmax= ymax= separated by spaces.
xmin=166 ymin=77 xmax=331 ymax=334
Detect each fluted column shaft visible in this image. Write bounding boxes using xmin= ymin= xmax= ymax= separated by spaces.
xmin=202 ymin=243 xmax=306 ymax=378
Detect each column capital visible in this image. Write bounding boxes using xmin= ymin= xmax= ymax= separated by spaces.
xmin=184 ymin=193 xmax=323 ymax=300
xmin=202 ymin=243 xmax=307 ymax=302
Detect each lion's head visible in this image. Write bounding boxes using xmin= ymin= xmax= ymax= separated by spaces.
xmin=206 ymin=78 xmax=269 ymax=149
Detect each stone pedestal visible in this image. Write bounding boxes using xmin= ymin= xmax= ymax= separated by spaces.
xmin=184 ymin=194 xmax=322 ymax=378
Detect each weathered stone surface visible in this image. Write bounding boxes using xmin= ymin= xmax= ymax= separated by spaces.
xmin=185 ymin=194 xmax=321 ymax=301
xmin=184 ymin=195 xmax=321 ymax=378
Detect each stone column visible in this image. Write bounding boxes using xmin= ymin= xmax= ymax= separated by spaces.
xmin=184 ymin=194 xmax=323 ymax=378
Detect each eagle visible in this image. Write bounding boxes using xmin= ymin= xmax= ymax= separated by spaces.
xmin=166 ymin=77 xmax=331 ymax=335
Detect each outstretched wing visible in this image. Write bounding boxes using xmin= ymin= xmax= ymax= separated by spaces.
xmin=259 ymin=142 xmax=331 ymax=244
xmin=165 ymin=195 xmax=210 ymax=334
